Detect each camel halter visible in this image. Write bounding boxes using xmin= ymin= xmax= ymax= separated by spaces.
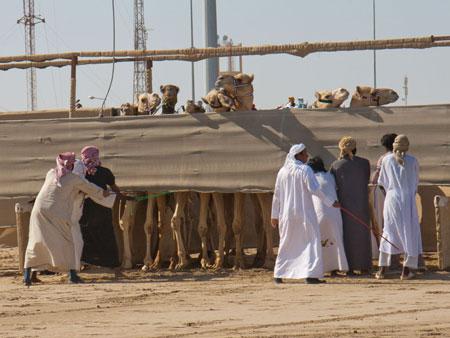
xmin=232 ymin=78 xmax=254 ymax=98
xmin=318 ymin=98 xmax=333 ymax=104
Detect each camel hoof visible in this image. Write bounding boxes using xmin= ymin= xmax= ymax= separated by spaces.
xmin=149 ymin=261 xmax=161 ymax=271
xmin=141 ymin=265 xmax=150 ymax=272
xmin=252 ymin=255 xmax=265 ymax=268
xmin=121 ymin=261 xmax=132 ymax=269
xmin=211 ymin=257 xmax=223 ymax=270
xmin=233 ymin=261 xmax=245 ymax=271
xmin=262 ymin=258 xmax=275 ymax=270
xmin=200 ymin=258 xmax=209 ymax=270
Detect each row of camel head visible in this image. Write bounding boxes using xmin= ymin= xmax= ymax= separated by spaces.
xmin=118 ymin=73 xmax=275 ymax=272
xmin=312 ymin=86 xmax=399 ymax=109
xmin=120 ymin=73 xmax=398 ymax=115
xmin=119 ymin=73 xmax=254 ymax=116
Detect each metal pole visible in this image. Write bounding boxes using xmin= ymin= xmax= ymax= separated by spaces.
xmin=372 ymin=0 xmax=377 ymax=88
xmin=190 ymin=0 xmax=195 ymax=101
xmin=145 ymin=59 xmax=153 ymax=93
xmin=69 ymin=56 xmax=77 ymax=118
xmin=204 ymin=0 xmax=218 ymax=93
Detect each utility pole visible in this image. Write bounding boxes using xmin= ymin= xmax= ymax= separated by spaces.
xmin=17 ymin=0 xmax=45 ymax=111
xmin=133 ymin=0 xmax=148 ymax=102
xmin=190 ymin=0 xmax=195 ymax=101
xmin=402 ymin=75 xmax=408 ymax=106
xmin=204 ymin=0 xmax=218 ymax=93
xmin=372 ymin=0 xmax=377 ymax=88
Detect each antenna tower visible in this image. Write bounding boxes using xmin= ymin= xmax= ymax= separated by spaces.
xmin=402 ymin=75 xmax=409 ymax=106
xmin=133 ymin=0 xmax=147 ymax=102
xmin=17 ymin=0 xmax=45 ymax=111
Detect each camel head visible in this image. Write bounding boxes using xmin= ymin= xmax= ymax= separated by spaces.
xmin=185 ymin=99 xmax=205 ymax=114
xmin=202 ymin=88 xmax=236 ymax=112
xmin=160 ymin=84 xmax=179 ymax=104
xmin=312 ymin=88 xmax=349 ymax=108
xmin=137 ymin=92 xmax=161 ymax=114
xmin=119 ymin=102 xmax=137 ymax=116
xmin=214 ymin=73 xmax=254 ymax=96
xmin=350 ymin=86 xmax=399 ymax=107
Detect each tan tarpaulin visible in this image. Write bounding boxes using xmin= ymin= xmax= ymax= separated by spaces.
xmin=1 ymin=105 xmax=449 ymax=197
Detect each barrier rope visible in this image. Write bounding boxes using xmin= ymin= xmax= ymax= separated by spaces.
xmin=340 ymin=205 xmax=400 ymax=251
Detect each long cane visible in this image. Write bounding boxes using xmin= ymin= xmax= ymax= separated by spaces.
xmin=339 ymin=205 xmax=400 ymax=251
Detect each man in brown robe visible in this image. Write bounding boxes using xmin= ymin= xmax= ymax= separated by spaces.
xmin=331 ymin=136 xmax=372 ymax=274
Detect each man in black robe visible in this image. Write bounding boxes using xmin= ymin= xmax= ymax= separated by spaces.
xmin=331 ymin=136 xmax=372 ymax=274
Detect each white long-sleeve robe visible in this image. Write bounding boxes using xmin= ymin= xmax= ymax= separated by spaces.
xmin=378 ymin=153 xmax=422 ymax=261
xmin=272 ymin=163 xmax=334 ymax=279
xmin=312 ymin=172 xmax=349 ymax=273
xmin=25 ymin=169 xmax=108 ymax=272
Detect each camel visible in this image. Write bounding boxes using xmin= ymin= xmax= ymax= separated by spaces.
xmin=137 ymin=92 xmax=161 ymax=115
xmin=160 ymin=84 xmax=179 ymax=114
xmin=119 ymin=102 xmax=137 ymax=116
xmin=214 ymin=73 xmax=275 ymax=269
xmin=311 ymin=88 xmax=349 ymax=108
xmin=119 ymin=93 xmax=161 ymax=116
xmin=202 ymin=88 xmax=237 ymax=112
xmin=350 ymin=86 xmax=399 ymax=107
xmin=119 ymin=191 xmax=193 ymax=271
xmin=184 ymin=100 xmax=205 ymax=114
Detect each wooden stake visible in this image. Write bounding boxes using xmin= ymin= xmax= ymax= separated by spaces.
xmin=69 ymin=56 xmax=78 ymax=118
xmin=15 ymin=202 xmax=32 ymax=273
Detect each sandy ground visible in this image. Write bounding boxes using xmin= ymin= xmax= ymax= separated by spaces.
xmin=1 ymin=246 xmax=450 ymax=338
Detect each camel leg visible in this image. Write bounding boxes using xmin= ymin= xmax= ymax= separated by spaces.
xmin=119 ymin=199 xmax=137 ymax=269
xmin=198 ymin=193 xmax=211 ymax=269
xmin=142 ymin=194 xmax=156 ymax=271
xmin=212 ymin=192 xmax=226 ymax=270
xmin=150 ymin=195 xmax=167 ymax=270
xmin=171 ymin=192 xmax=190 ymax=270
xmin=251 ymin=194 xmax=266 ymax=268
xmin=257 ymin=193 xmax=275 ymax=269
xmin=232 ymin=192 xmax=245 ymax=270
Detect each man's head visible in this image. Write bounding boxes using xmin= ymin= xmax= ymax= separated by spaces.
xmin=393 ymin=134 xmax=409 ymax=166
xmin=381 ymin=133 xmax=398 ymax=152
xmin=294 ymin=148 xmax=309 ymax=163
xmin=308 ymin=156 xmax=326 ymax=173
xmin=338 ymin=136 xmax=357 ymax=159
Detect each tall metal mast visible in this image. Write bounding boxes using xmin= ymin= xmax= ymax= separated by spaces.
xmin=204 ymin=0 xmax=218 ymax=93
xmin=17 ymin=0 xmax=45 ymax=111
xmin=133 ymin=0 xmax=148 ymax=102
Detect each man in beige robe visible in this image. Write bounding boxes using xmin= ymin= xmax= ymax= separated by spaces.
xmin=23 ymin=152 xmax=110 ymax=286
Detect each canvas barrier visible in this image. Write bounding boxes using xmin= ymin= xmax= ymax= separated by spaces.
xmin=1 ymin=104 xmax=449 ymax=197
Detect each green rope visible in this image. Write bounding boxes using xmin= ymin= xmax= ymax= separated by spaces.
xmin=134 ymin=191 xmax=173 ymax=202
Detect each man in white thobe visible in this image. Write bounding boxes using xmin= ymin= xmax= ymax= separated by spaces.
xmin=271 ymin=144 xmax=340 ymax=284
xmin=375 ymin=135 xmax=422 ymax=280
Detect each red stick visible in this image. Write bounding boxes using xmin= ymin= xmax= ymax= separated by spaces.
xmin=339 ymin=205 xmax=400 ymax=251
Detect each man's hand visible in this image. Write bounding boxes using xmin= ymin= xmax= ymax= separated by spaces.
xmin=271 ymin=218 xmax=279 ymax=229
xmin=332 ymin=201 xmax=341 ymax=208
xmin=103 ymin=189 xmax=110 ymax=198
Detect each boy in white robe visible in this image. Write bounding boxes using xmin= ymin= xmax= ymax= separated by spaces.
xmin=375 ymin=135 xmax=422 ymax=280
xmin=271 ymin=144 xmax=340 ymax=284
xmin=308 ymin=157 xmax=348 ymax=274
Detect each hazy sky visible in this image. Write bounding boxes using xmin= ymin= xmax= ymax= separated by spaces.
xmin=0 ymin=0 xmax=449 ymax=112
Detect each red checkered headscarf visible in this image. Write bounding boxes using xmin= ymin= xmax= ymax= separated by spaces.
xmin=55 ymin=152 xmax=76 ymax=186
xmin=81 ymin=146 xmax=101 ymax=176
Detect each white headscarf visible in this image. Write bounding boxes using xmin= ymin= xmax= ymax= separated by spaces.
xmin=284 ymin=143 xmax=306 ymax=171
